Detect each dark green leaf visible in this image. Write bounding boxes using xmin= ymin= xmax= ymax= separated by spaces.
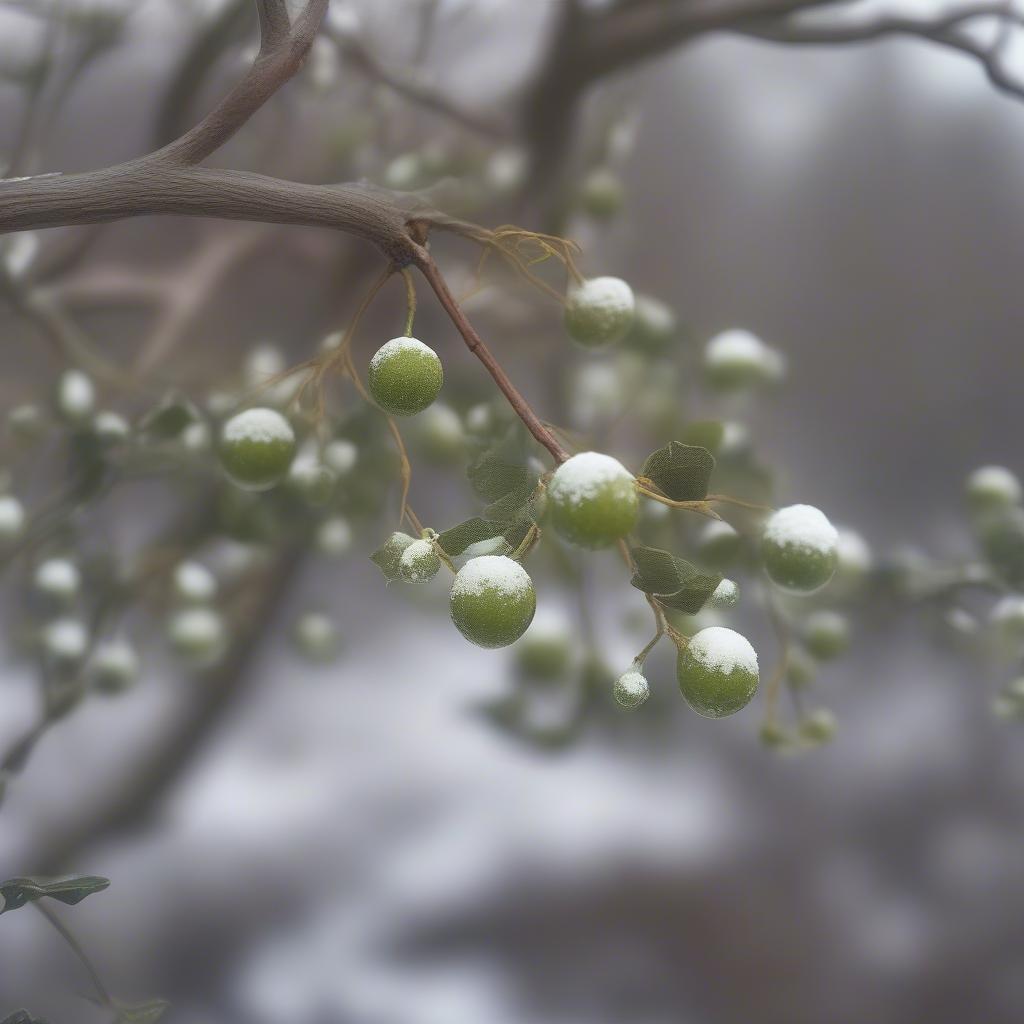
xmin=654 ymin=573 xmax=722 ymax=615
xmin=467 ymin=452 xmax=533 ymax=503
xmin=641 ymin=441 xmax=714 ymax=501
xmin=628 ymin=545 xmax=721 ymax=614
xmin=437 ymin=518 xmax=506 ymax=557
xmin=138 ymin=394 xmax=202 ymax=440
xmin=0 ymin=875 xmax=110 ymax=915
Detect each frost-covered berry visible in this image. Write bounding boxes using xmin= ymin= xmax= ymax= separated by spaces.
xmin=168 ymin=606 xmax=226 ymax=663
xmin=34 ymin=558 xmax=80 ymax=602
xmin=613 ymin=667 xmax=649 ymax=709
xmin=579 ymin=167 xmax=624 ymax=219
xmin=515 ymin=615 xmax=572 ymax=681
xmin=564 ymin=276 xmax=635 ymax=349
xmin=287 ymin=450 xmax=336 ymax=506
xmin=803 ymin=610 xmax=849 ymax=660
xmin=173 ymin=560 xmax=218 ymax=604
xmin=709 ymin=578 xmax=740 ymax=608
xmin=293 ymin=611 xmax=340 ymax=662
xmin=399 ymin=538 xmax=441 ymax=583
xmin=42 ymin=617 xmax=88 ymax=670
xmin=92 ymin=410 xmax=129 ymax=444
xmin=762 ymin=504 xmax=838 ymax=594
xmin=966 ymin=465 xmax=1021 ymax=514
xmin=676 ymin=626 xmax=759 ymax=718
xmin=219 ymin=407 xmax=296 ymax=491
xmin=56 ymin=369 xmax=95 ymax=423
xmin=830 ymin=527 xmax=872 ymax=598
xmin=368 ymin=337 xmax=443 ymax=417
xmin=373 ymin=530 xmax=416 ymax=578
xmin=450 ymin=555 xmax=536 ymax=648
xmin=703 ymin=329 xmax=784 ymax=391
xmin=626 ymin=294 xmax=678 ymax=354
xmin=547 ymin=451 xmax=639 ymax=549
xmin=697 ymin=520 xmax=742 ymax=568
xmin=415 ymin=403 xmax=465 ymax=464
xmin=0 ymin=495 xmax=25 ymax=542
xmin=316 ymin=516 xmax=353 ymax=557
xmin=799 ymin=708 xmax=838 ymax=745
xmin=90 ymin=639 xmax=139 ymax=694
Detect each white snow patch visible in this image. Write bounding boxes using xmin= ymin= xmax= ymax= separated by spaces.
xmin=34 ymin=558 xmax=80 ymax=596
xmin=764 ymin=504 xmax=838 ymax=556
xmin=0 ymin=496 xmax=25 ymax=538
xmin=369 ymin=337 xmax=437 ymax=371
xmin=222 ymin=407 xmax=294 ymax=446
xmin=615 ymin=669 xmax=648 ymax=700
xmin=991 ymin=595 xmax=1024 ymax=625
xmin=836 ymin=527 xmax=872 ymax=571
xmin=548 ymin=451 xmax=633 ymax=509
xmin=567 ymin=276 xmax=634 ymax=318
xmin=968 ymin=465 xmax=1021 ymax=502
xmin=687 ymin=626 xmax=758 ymax=676
xmin=44 ymin=618 xmax=88 ymax=659
xmin=451 ymin=556 xmax=532 ymax=600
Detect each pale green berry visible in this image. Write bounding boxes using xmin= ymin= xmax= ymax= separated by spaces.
xmin=399 ymin=538 xmax=441 ymax=583
xmin=415 ymin=403 xmax=465 ymax=464
xmin=759 ymin=720 xmax=793 ymax=749
xmin=485 ymin=147 xmax=527 ymax=195
xmin=56 ymin=369 xmax=95 ymax=423
xmin=450 ymin=555 xmax=536 ymax=648
xmin=515 ymin=616 xmax=572 ymax=681
xmin=564 ymin=276 xmax=635 ymax=348
xmin=92 ymin=410 xmax=129 ymax=444
xmin=316 ymin=516 xmax=352 ymax=557
xmin=676 ymin=626 xmax=759 ymax=718
xmin=579 ymin=167 xmax=623 ymax=219
xmin=8 ymin=403 xmax=46 ymax=442
xmin=697 ymin=520 xmax=742 ymax=568
xmin=547 ymin=451 xmax=639 ymax=549
xmin=966 ymin=465 xmax=1021 ymax=515
xmin=709 ymin=578 xmax=740 ymax=608
xmin=173 ymin=561 xmax=218 ymax=604
xmin=287 ymin=451 xmax=336 ymax=506
xmin=219 ymin=407 xmax=296 ymax=491
xmin=368 ymin=337 xmax=443 ymax=416
xmin=990 ymin=594 xmax=1024 ymax=637
xmin=293 ymin=611 xmax=340 ymax=662
xmin=0 ymin=495 xmax=25 ymax=542
xmin=786 ymin=646 xmax=818 ymax=688
xmin=978 ymin=506 xmax=1024 ymax=585
xmin=42 ymin=617 xmax=88 ymax=668
xmin=762 ymin=504 xmax=838 ymax=594
xmin=90 ymin=639 xmax=139 ymax=694
xmin=34 ymin=558 xmax=80 ymax=602
xmin=804 ymin=610 xmax=850 ymax=660
xmin=704 ymin=329 xmax=785 ymax=391
xmin=168 ymin=606 xmax=226 ymax=664
xmin=625 ymin=294 xmax=678 ymax=354
xmin=799 ymin=708 xmax=838 ymax=746
xmin=323 ymin=439 xmax=357 ymax=475
xmin=613 ymin=667 xmax=649 ymax=709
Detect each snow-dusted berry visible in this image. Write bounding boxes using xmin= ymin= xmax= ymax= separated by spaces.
xmin=966 ymin=465 xmax=1021 ymax=514
xmin=450 ymin=555 xmax=536 ymax=648
xmin=579 ymin=167 xmax=623 ymax=219
xmin=399 ymin=538 xmax=441 ymax=584
xmin=613 ymin=667 xmax=649 ymax=709
xmin=564 ymin=276 xmax=635 ymax=348
xmin=56 ymin=369 xmax=95 ymax=423
xmin=548 ymin=451 xmax=639 ymax=549
xmin=368 ymin=337 xmax=443 ymax=417
xmin=0 ymin=495 xmax=25 ymax=542
xmin=219 ymin=407 xmax=296 ymax=491
xmin=703 ymin=329 xmax=784 ymax=391
xmin=697 ymin=520 xmax=742 ymax=568
xmin=173 ymin=560 xmax=218 ymax=604
xmin=90 ymin=639 xmax=139 ymax=694
xmin=293 ymin=611 xmax=340 ymax=662
xmin=168 ymin=606 xmax=226 ymax=663
xmin=803 ymin=610 xmax=849 ymax=660
xmin=34 ymin=558 xmax=80 ymax=602
xmin=709 ymin=578 xmax=740 ymax=608
xmin=762 ymin=504 xmax=838 ymax=594
xmin=316 ymin=516 xmax=353 ymax=557
xmin=626 ymin=294 xmax=678 ymax=353
xmin=676 ymin=626 xmax=759 ymax=718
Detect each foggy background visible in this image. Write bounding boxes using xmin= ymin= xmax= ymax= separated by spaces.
xmin=1 ymin=2 xmax=1023 ymax=1022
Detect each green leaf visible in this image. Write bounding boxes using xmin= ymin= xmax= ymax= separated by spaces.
xmin=628 ymin=545 xmax=721 ymax=615
xmin=138 ymin=394 xmax=202 ymax=440
xmin=640 ymin=441 xmax=714 ymax=501
xmin=467 ymin=452 xmax=533 ymax=503
xmin=0 ymin=875 xmax=110 ymax=915
xmin=437 ymin=518 xmax=507 ymax=557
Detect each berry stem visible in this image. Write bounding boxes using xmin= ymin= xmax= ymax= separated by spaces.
xmin=414 ymin=251 xmax=570 ymax=464
xmin=400 ymin=266 xmax=417 ymax=336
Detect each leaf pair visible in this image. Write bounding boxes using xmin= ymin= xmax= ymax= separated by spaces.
xmin=0 ymin=875 xmax=109 ymax=915
xmin=629 ymin=545 xmax=721 ymax=615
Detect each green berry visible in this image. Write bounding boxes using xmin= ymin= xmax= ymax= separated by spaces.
xmin=676 ymin=626 xmax=759 ymax=718
xmin=625 ymin=294 xmax=678 ymax=354
xmin=564 ymin=277 xmax=635 ymax=349
xmin=219 ymin=407 xmax=296 ymax=491
xmin=293 ymin=611 xmax=341 ymax=663
xmin=41 ymin=617 xmax=88 ymax=668
xmin=323 ymin=439 xmax=358 ymax=475
xmin=515 ymin=620 xmax=572 ymax=681
xmin=367 ymin=337 xmax=443 ymax=417
xmin=450 ymin=555 xmax=536 ymax=648
xmin=966 ymin=465 xmax=1021 ymax=515
xmin=978 ymin=506 xmax=1024 ymax=586
xmin=415 ymin=403 xmax=465 ymax=464
xmin=762 ymin=504 xmax=838 ymax=594
xmin=90 ymin=639 xmax=139 ymax=694
xmin=759 ymin=720 xmax=792 ymax=749
xmin=0 ymin=495 xmax=25 ymax=542
xmin=399 ymin=538 xmax=441 ymax=583
xmin=8 ymin=403 xmax=46 ymax=443
xmin=613 ymin=668 xmax=649 ymax=709
xmin=799 ymin=708 xmax=838 ymax=746
xmin=697 ymin=520 xmax=742 ymax=568
xmin=579 ymin=167 xmax=624 ymax=219
xmin=288 ymin=451 xmax=337 ymax=506
xmin=168 ymin=606 xmax=226 ymax=664
xmin=92 ymin=410 xmax=129 ymax=445
xmin=373 ymin=531 xmax=416 ymax=578
xmin=830 ymin=527 xmax=873 ymax=599
xmin=704 ymin=329 xmax=784 ymax=391
xmin=803 ymin=610 xmax=850 ymax=660
xmin=786 ymin=646 xmax=818 ymax=688
xmin=547 ymin=451 xmax=639 ymax=549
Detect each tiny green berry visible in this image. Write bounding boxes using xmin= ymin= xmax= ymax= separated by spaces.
xmin=399 ymin=538 xmax=441 ymax=584
xmin=613 ymin=667 xmax=649 ymax=709
xmin=450 ymin=555 xmax=536 ymax=649
xmin=219 ymin=407 xmax=296 ymax=491
xmin=0 ymin=495 xmax=25 ymax=542
xmin=762 ymin=504 xmax=838 ymax=594
xmin=288 ymin=452 xmax=337 ymax=506
xmin=803 ymin=610 xmax=850 ymax=660
xmin=703 ymin=329 xmax=784 ymax=391
xmin=676 ymin=626 xmax=759 ymax=718
xmin=90 ymin=639 xmax=139 ymax=694
xmin=579 ymin=167 xmax=624 ymax=219
xmin=966 ymin=465 xmax=1021 ymax=515
xmin=374 ymin=531 xmax=416 ymax=578
xmin=799 ymin=708 xmax=838 ymax=746
xmin=547 ymin=451 xmax=639 ymax=549
xmin=168 ymin=606 xmax=226 ymax=664
xmin=564 ymin=276 xmax=635 ymax=348
xmin=367 ymin=337 xmax=443 ymax=417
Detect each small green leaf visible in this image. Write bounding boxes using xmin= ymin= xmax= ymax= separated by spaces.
xmin=628 ymin=545 xmax=721 ymax=614
xmin=437 ymin=518 xmax=507 ymax=557
xmin=467 ymin=452 xmax=533 ymax=503
xmin=138 ymin=394 xmax=202 ymax=440
xmin=369 ymin=532 xmax=415 ymax=581
xmin=654 ymin=574 xmax=722 ymax=614
xmin=0 ymin=875 xmax=110 ymax=914
xmin=641 ymin=441 xmax=715 ymax=501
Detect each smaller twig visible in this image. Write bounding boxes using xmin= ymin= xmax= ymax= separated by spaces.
xmin=34 ymin=900 xmax=113 ymax=1010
